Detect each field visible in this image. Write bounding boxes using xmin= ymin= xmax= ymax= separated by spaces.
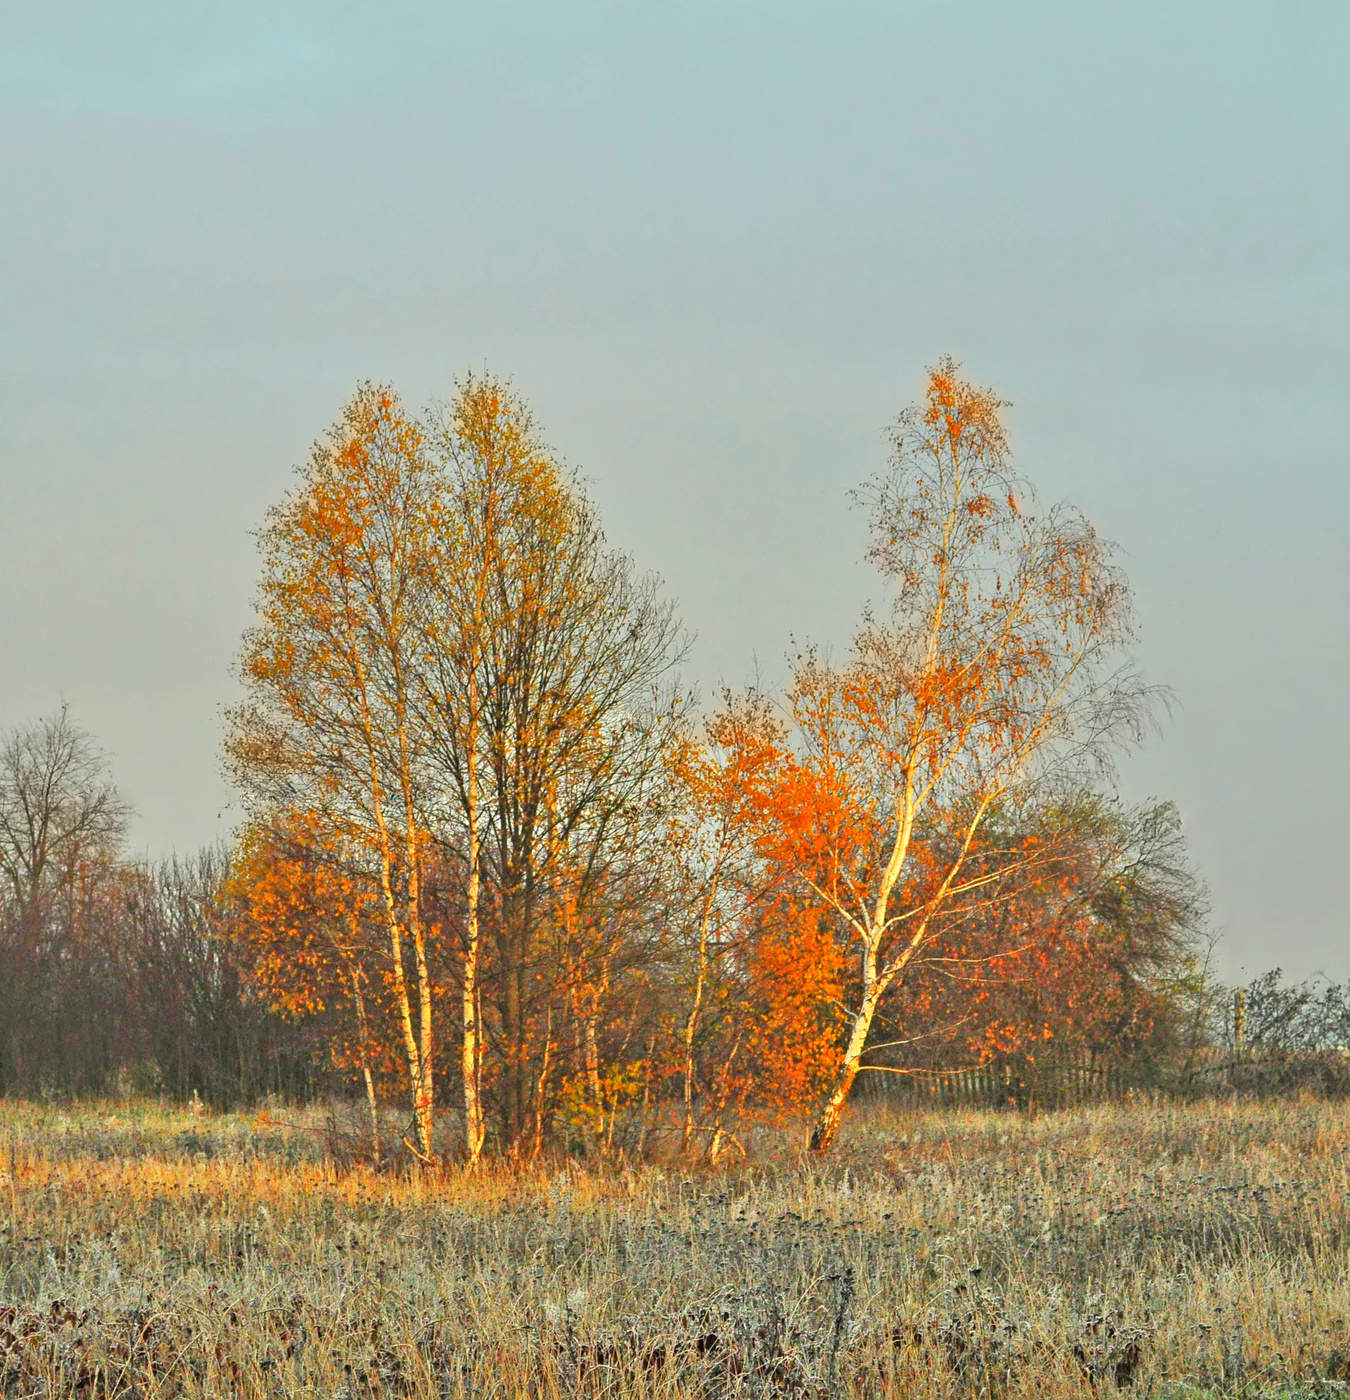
xmin=0 ymin=1098 xmax=1345 ymax=1398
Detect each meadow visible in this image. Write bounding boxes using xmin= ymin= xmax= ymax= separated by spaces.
xmin=0 ymin=1096 xmax=1345 ymax=1398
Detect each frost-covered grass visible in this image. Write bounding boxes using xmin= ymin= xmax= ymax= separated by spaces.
xmin=0 ymin=1095 xmax=1345 ymax=1397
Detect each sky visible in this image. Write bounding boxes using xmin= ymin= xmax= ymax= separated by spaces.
xmin=2 ymin=1 xmax=1346 ymax=983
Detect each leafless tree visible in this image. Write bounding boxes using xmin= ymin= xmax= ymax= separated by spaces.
xmin=0 ymin=708 xmax=129 ymax=1089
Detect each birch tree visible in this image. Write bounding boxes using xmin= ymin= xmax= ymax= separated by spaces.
xmin=418 ymin=377 xmax=552 ymax=1164
xmin=773 ymin=359 xmax=1153 ymax=1151
xmin=228 ymin=386 xmax=444 ymax=1162
xmin=419 ymin=380 xmax=684 ymax=1149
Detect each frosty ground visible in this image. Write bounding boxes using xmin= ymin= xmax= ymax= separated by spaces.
xmin=0 ymin=1097 xmax=1345 ymax=1398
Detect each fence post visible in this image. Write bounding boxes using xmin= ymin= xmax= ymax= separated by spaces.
xmin=1234 ymin=988 xmax=1246 ymax=1061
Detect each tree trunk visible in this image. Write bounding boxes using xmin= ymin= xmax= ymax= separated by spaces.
xmin=502 ymin=911 xmax=524 ymax=1142
xmin=347 ymin=966 xmax=382 ymax=1167
xmin=353 ymin=647 xmax=434 ymax=1166
xmin=682 ymin=870 xmax=718 ymax=1157
xmin=529 ymin=1005 xmax=554 ymax=1160
xmin=584 ymin=1007 xmax=604 ymax=1138
xmin=809 ymin=1060 xmax=860 ymax=1153
xmin=461 ymin=888 xmax=485 ymax=1163
xmin=411 ymin=924 xmax=436 ymax=1163
xmin=810 ymin=978 xmax=885 ymax=1153
xmin=362 ymin=1064 xmax=381 ymax=1167
xmin=462 ymin=704 xmax=486 ymax=1165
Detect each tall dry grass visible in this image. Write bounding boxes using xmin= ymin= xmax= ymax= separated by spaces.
xmin=0 ymin=1096 xmax=1345 ymax=1397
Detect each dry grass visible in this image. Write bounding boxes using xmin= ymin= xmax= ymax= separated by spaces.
xmin=0 ymin=1096 xmax=1346 ymax=1397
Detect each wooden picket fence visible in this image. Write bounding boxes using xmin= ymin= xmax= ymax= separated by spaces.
xmin=862 ymin=1053 xmax=1128 ymax=1111
xmin=861 ymin=1045 xmax=1350 ymax=1111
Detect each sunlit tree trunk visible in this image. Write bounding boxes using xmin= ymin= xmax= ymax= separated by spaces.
xmin=461 ymin=676 xmax=486 ymax=1164
xmin=344 ymin=965 xmax=382 ymax=1167
xmin=353 ymin=645 xmax=436 ymax=1165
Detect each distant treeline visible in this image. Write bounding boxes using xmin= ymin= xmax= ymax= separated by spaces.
xmin=0 ymin=709 xmax=317 ymax=1104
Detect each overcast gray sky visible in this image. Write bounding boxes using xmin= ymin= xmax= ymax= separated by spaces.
xmin=2 ymin=1 xmax=1346 ymax=982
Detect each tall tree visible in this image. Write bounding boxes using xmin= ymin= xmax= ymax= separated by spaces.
xmin=422 ymin=381 xmax=685 ymax=1150
xmin=418 ymin=378 xmax=550 ymax=1163
xmin=750 ymin=359 xmax=1154 ymax=1151
xmin=228 ymin=386 xmax=444 ymax=1161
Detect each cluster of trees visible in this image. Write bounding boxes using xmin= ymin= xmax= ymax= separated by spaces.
xmin=214 ymin=361 xmax=1209 ymax=1161
xmin=0 ymin=710 xmax=317 ymax=1103
xmin=1 ymin=361 xmax=1233 ymax=1157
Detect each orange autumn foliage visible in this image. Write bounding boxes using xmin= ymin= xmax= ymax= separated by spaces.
xmin=741 ymin=898 xmax=844 ymax=1108
xmin=226 ymin=813 xmax=394 ymax=1085
xmin=874 ymin=797 xmax=1204 ymax=1075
